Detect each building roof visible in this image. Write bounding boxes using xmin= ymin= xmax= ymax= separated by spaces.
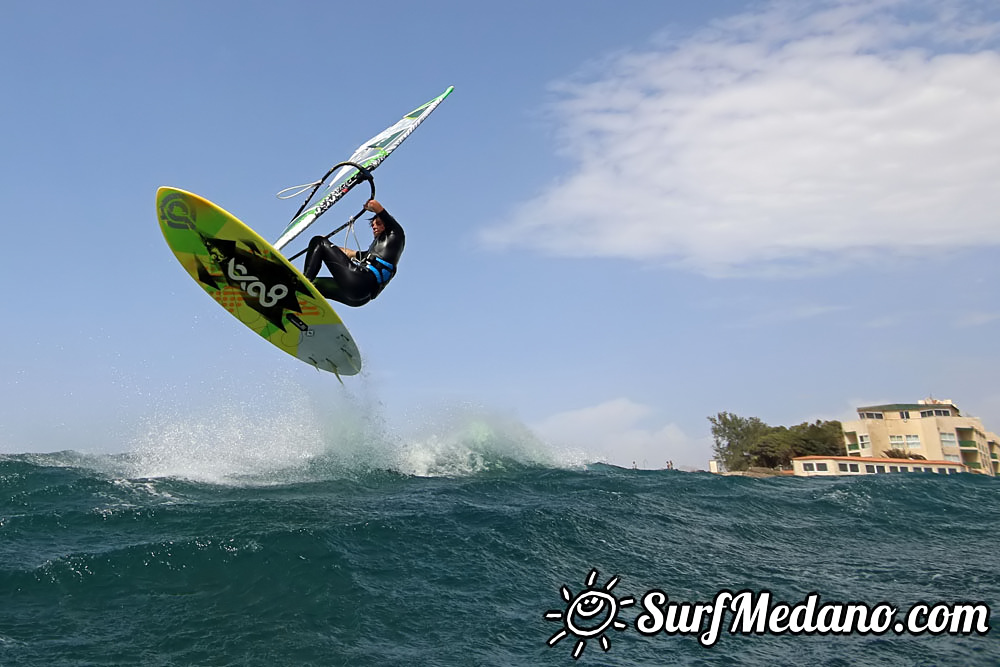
xmin=793 ymin=455 xmax=964 ymax=466
xmin=856 ymin=403 xmax=957 ymax=413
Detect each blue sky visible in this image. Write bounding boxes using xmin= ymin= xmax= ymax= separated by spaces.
xmin=2 ymin=0 xmax=999 ymax=470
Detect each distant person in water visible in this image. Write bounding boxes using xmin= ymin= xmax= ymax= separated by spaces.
xmin=302 ymin=199 xmax=404 ymax=307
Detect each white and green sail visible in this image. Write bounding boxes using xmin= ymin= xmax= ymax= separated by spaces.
xmin=273 ymin=86 xmax=454 ymax=251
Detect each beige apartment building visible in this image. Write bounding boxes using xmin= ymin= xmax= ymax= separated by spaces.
xmin=840 ymin=398 xmax=999 ymax=476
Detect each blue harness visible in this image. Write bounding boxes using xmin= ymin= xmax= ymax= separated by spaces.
xmin=364 ymin=256 xmax=396 ymax=286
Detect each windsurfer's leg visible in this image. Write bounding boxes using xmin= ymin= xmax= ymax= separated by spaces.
xmin=323 ymin=261 xmax=375 ymax=306
xmin=312 ymin=277 xmax=371 ymax=307
xmin=303 ymin=236 xmax=375 ymax=306
xmin=303 ymin=236 xmax=350 ymax=281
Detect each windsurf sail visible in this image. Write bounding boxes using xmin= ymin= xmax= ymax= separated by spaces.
xmin=273 ymin=86 xmax=454 ymax=251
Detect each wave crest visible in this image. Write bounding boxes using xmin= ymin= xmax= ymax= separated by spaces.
xmin=121 ymin=385 xmax=590 ymax=484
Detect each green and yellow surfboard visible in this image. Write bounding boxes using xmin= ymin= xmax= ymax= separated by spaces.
xmin=156 ymin=187 xmax=361 ymax=377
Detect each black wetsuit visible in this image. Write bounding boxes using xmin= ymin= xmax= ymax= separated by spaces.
xmin=302 ymin=209 xmax=405 ymax=307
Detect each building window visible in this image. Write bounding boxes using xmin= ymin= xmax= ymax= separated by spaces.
xmin=876 ymin=465 xmax=886 ymax=473
xmin=899 ymin=411 xmax=910 ymax=419
xmin=803 ymin=463 xmax=815 ymax=471
xmin=940 ymin=432 xmax=957 ymax=449
xmin=889 ymin=435 xmax=905 ymax=449
xmin=889 ymin=466 xmax=899 ymax=472
xmin=905 ymin=434 xmax=921 ymax=450
xmin=816 ymin=463 xmax=828 ymax=471
xmin=859 ymin=435 xmax=871 ymax=449
xmin=849 ymin=463 xmax=859 ymax=473
xmin=937 ymin=468 xmax=946 ymax=474
xmin=945 ymin=454 xmax=960 ymax=462
xmin=859 ymin=412 xmax=884 ymax=420
xmin=865 ymin=464 xmax=876 ymax=473
xmin=839 ymin=463 xmax=849 ymax=472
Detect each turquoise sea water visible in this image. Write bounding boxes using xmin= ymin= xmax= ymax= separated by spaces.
xmin=1 ymin=415 xmax=997 ymax=666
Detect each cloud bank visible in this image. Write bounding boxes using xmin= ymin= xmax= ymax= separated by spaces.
xmin=484 ymin=0 xmax=1000 ymax=275
xmin=530 ymin=398 xmax=711 ymax=469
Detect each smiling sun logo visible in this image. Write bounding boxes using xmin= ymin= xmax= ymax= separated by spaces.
xmin=545 ymin=569 xmax=635 ymax=659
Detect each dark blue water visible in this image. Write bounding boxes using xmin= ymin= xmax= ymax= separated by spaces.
xmin=2 ymin=433 xmax=997 ymax=665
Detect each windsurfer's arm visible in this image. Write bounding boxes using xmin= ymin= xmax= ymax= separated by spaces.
xmin=366 ymin=199 xmax=399 ymax=231
xmin=376 ymin=209 xmax=399 ymax=229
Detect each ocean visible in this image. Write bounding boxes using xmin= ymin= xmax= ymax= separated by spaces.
xmin=1 ymin=407 xmax=997 ymax=666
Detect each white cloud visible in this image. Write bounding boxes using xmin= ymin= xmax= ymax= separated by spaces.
xmin=530 ymin=398 xmax=712 ymax=469
xmin=729 ymin=303 xmax=849 ymax=328
xmin=953 ymin=311 xmax=1000 ymax=327
xmin=483 ymin=0 xmax=1000 ymax=276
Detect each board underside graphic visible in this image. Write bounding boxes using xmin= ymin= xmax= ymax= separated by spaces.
xmin=156 ymin=187 xmax=361 ymax=376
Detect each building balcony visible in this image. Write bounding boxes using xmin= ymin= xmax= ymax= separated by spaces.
xmin=959 ymin=440 xmax=978 ymax=449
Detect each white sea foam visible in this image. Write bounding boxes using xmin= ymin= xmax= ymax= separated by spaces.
xmin=124 ymin=376 xmax=350 ymax=484
xmin=122 ymin=376 xmax=591 ymax=484
xmin=390 ymin=405 xmax=592 ymax=477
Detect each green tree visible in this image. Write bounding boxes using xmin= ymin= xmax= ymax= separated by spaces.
xmin=786 ymin=420 xmax=844 ymax=458
xmin=709 ymin=414 xmax=846 ymax=470
xmin=708 ymin=412 xmax=771 ymax=471
xmin=752 ymin=427 xmax=797 ymax=468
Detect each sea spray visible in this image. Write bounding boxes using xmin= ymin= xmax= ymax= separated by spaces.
xmin=122 ymin=379 xmax=588 ymax=484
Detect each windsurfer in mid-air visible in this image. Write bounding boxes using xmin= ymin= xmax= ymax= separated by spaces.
xmin=302 ymin=199 xmax=404 ymax=307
